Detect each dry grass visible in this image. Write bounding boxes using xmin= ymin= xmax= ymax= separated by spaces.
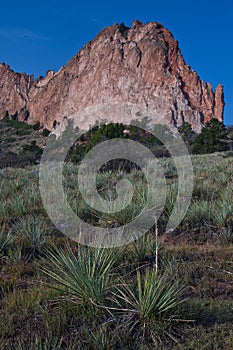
xmin=0 ymin=152 xmax=232 ymax=348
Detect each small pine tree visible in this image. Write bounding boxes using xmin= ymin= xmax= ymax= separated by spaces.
xmin=23 ymin=141 xmax=43 ymax=155
xmin=11 ymin=112 xmax=18 ymax=121
xmin=42 ymin=128 xmax=50 ymax=137
xmin=4 ymin=110 xmax=9 ymax=120
xmin=227 ymin=126 xmax=233 ymax=140
xmin=33 ymin=121 xmax=40 ymax=130
xmin=119 ymin=22 xmax=126 ymax=34
xmin=178 ymin=123 xmax=195 ymax=150
xmin=85 ymin=123 xmax=124 ymax=154
xmin=192 ymin=118 xmax=228 ymax=154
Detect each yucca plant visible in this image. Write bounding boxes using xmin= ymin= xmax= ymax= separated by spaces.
xmin=113 ymin=269 xmax=185 ymax=339
xmin=213 ymin=199 xmax=233 ymax=229
xmin=0 ymin=200 xmax=8 ymax=221
xmin=0 ymin=226 xmax=14 ymax=257
xmin=41 ymin=244 xmax=117 ymax=307
xmin=22 ymin=184 xmax=41 ymax=209
xmin=217 ymin=227 xmax=233 ymax=244
xmin=12 ymin=216 xmax=51 ymax=252
xmin=129 ymin=232 xmax=160 ymax=267
xmin=7 ymin=242 xmax=24 ymax=264
xmin=8 ymin=195 xmax=27 ymax=218
xmin=84 ymin=324 xmax=115 ymax=350
xmin=185 ymin=200 xmax=212 ymax=228
xmin=164 ymin=183 xmax=178 ymax=216
xmin=95 ymin=191 xmax=146 ymax=227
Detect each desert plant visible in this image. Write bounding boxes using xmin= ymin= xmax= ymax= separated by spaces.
xmin=185 ymin=200 xmax=213 ymax=227
xmin=7 ymin=195 xmax=27 ymax=218
xmin=0 ymin=226 xmax=14 ymax=256
xmin=84 ymin=324 xmax=115 ymax=350
xmin=12 ymin=216 xmax=50 ymax=252
xmin=129 ymin=232 xmax=160 ymax=266
xmin=7 ymin=242 xmax=25 ymax=264
xmin=22 ymin=184 xmax=41 ymax=212
xmin=213 ymin=198 xmax=233 ymax=226
xmin=41 ymin=244 xmax=117 ymax=307
xmin=0 ymin=201 xmax=8 ymax=221
xmin=217 ymin=227 xmax=233 ymax=244
xmin=113 ymin=269 xmax=185 ymax=340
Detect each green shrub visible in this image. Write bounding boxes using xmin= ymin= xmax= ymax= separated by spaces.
xmin=23 ymin=141 xmax=43 ymax=155
xmin=178 ymin=122 xmax=196 ymax=150
xmin=193 ymin=118 xmax=229 ymax=154
xmin=119 ymin=22 xmax=127 ymax=34
xmin=42 ymin=128 xmax=50 ymax=137
xmin=16 ymin=129 xmax=31 ymax=136
xmin=0 ymin=226 xmax=14 ymax=256
xmin=41 ymin=245 xmax=117 ymax=307
xmin=2 ymin=118 xmax=33 ymax=130
xmin=32 ymin=121 xmax=40 ymax=130
xmin=12 ymin=216 xmax=50 ymax=253
xmin=113 ymin=270 xmax=185 ymax=340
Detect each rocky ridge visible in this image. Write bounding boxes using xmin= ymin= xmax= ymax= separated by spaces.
xmin=0 ymin=20 xmax=224 ymax=132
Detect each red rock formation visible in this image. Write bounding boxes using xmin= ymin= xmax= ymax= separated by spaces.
xmin=0 ymin=20 xmax=224 ymax=132
xmin=214 ymin=84 xmax=224 ymax=122
xmin=0 ymin=63 xmax=33 ymax=118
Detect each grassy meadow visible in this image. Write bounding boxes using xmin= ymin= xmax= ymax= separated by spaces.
xmin=0 ymin=153 xmax=232 ymax=349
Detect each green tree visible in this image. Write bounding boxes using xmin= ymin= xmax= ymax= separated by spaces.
xmin=192 ymin=118 xmax=228 ymax=154
xmin=42 ymin=128 xmax=50 ymax=137
xmin=33 ymin=121 xmax=40 ymax=130
xmin=227 ymin=126 xmax=233 ymax=140
xmin=178 ymin=122 xmax=195 ymax=150
xmin=23 ymin=140 xmax=43 ymax=155
xmin=69 ymin=144 xmax=85 ymax=163
xmin=119 ymin=22 xmax=126 ymax=34
xmin=85 ymin=123 xmax=124 ymax=154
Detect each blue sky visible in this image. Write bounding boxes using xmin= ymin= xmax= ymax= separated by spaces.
xmin=1 ymin=0 xmax=232 ymax=125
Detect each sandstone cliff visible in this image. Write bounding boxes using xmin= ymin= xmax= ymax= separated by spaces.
xmin=0 ymin=20 xmax=224 ymax=132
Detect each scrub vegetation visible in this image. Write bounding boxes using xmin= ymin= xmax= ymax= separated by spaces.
xmin=0 ymin=151 xmax=232 ymax=349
